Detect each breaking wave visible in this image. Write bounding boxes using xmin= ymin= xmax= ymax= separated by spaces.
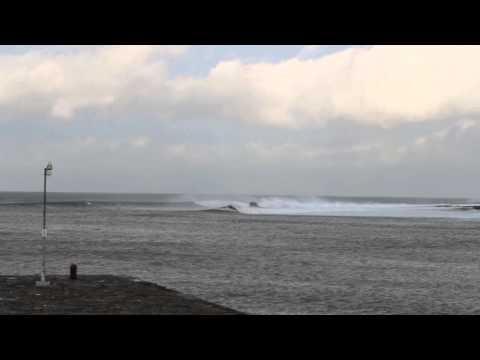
xmin=193 ymin=197 xmax=416 ymax=216
xmin=192 ymin=196 xmax=480 ymax=219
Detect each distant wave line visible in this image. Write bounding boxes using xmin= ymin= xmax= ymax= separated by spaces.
xmin=0 ymin=200 xmax=200 ymax=208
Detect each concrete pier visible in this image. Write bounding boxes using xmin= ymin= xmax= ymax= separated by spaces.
xmin=0 ymin=275 xmax=243 ymax=315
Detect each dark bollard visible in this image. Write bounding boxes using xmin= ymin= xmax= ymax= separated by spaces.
xmin=70 ymin=264 xmax=77 ymax=280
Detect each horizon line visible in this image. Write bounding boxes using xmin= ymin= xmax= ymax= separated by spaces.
xmin=0 ymin=190 xmax=476 ymax=200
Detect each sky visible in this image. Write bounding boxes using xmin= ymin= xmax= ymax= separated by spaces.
xmin=2 ymin=45 xmax=480 ymax=198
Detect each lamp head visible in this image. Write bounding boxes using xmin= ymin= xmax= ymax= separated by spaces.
xmin=45 ymin=162 xmax=53 ymax=176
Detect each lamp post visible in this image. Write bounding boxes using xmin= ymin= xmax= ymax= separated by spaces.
xmin=36 ymin=161 xmax=53 ymax=287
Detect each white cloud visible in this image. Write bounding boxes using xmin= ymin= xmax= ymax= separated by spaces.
xmin=458 ymin=119 xmax=477 ymax=131
xmin=415 ymin=137 xmax=428 ymax=146
xmin=79 ymin=136 xmax=97 ymax=146
xmin=154 ymin=46 xmax=480 ymax=128
xmin=433 ymin=128 xmax=449 ymax=140
xmin=3 ymin=45 xmax=480 ymax=129
xmin=0 ymin=45 xmax=188 ymax=120
xmin=129 ymin=136 xmax=151 ymax=148
xmin=164 ymin=143 xmax=223 ymax=163
xmin=166 ymin=144 xmax=187 ymax=156
xmin=412 ymin=118 xmax=478 ymax=150
xmin=245 ymin=141 xmax=382 ymax=162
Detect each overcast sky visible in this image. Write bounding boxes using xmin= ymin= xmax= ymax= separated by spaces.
xmin=2 ymin=45 xmax=480 ymax=198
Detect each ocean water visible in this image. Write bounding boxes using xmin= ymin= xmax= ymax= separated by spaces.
xmin=2 ymin=191 xmax=480 ymax=314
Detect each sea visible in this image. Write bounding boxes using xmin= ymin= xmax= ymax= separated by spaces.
xmin=2 ymin=191 xmax=480 ymax=314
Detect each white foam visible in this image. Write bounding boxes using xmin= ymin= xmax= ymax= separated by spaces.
xmin=194 ymin=196 xmax=480 ymax=219
xmin=196 ymin=197 xmax=411 ymax=215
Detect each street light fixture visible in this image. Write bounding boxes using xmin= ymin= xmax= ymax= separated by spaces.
xmin=36 ymin=161 xmax=53 ymax=287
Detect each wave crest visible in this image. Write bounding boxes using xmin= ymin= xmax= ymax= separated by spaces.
xmin=193 ymin=197 xmax=413 ymax=215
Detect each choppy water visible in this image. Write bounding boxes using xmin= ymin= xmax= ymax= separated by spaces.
xmin=2 ymin=192 xmax=480 ymax=314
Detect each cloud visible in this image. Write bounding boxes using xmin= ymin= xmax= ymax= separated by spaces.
xmin=411 ymin=118 xmax=478 ymax=149
xmin=296 ymin=45 xmax=358 ymax=59
xmin=459 ymin=119 xmax=476 ymax=131
xmin=3 ymin=45 xmax=480 ymax=130
xmin=415 ymin=136 xmax=427 ymax=146
xmin=244 ymin=141 xmax=382 ymax=163
xmin=129 ymin=136 xmax=151 ymax=148
xmin=296 ymin=45 xmax=324 ymax=59
xmin=0 ymin=45 xmax=188 ymax=120
xmin=79 ymin=136 xmax=97 ymax=146
xmin=167 ymin=46 xmax=480 ymax=128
